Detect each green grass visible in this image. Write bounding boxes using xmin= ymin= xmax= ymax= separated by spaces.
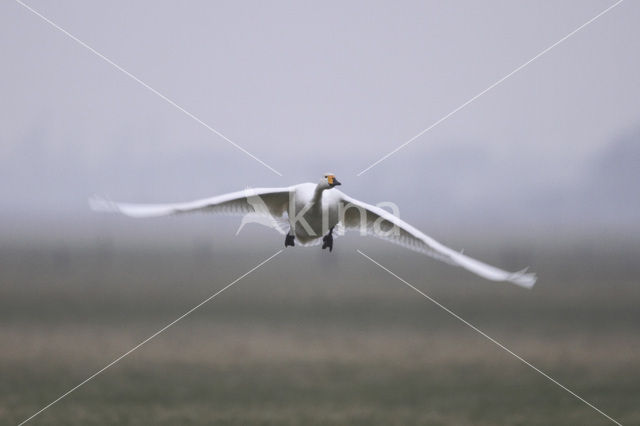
xmin=1 ymin=241 xmax=639 ymax=425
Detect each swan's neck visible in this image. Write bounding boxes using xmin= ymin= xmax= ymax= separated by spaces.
xmin=312 ymin=184 xmax=326 ymax=205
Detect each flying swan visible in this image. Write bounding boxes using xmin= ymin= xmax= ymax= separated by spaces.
xmin=90 ymin=173 xmax=536 ymax=288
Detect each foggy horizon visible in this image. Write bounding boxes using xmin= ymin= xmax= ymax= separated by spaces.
xmin=2 ymin=0 xmax=639 ymax=242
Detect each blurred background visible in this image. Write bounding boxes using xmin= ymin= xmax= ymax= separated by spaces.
xmin=1 ymin=0 xmax=638 ymax=424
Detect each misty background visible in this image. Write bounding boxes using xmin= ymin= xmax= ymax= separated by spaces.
xmin=1 ymin=0 xmax=638 ymax=248
xmin=2 ymin=1 xmax=640 ymax=424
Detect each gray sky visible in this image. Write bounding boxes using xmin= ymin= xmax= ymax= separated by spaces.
xmin=1 ymin=0 xmax=638 ymax=238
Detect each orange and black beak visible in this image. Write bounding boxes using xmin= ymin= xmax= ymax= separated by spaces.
xmin=328 ymin=175 xmax=341 ymax=187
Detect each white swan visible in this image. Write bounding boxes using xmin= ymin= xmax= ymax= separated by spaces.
xmin=90 ymin=173 xmax=536 ymax=288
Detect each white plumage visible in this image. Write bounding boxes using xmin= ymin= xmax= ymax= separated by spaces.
xmin=91 ymin=174 xmax=536 ymax=288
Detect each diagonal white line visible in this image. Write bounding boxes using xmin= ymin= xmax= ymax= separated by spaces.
xmin=357 ymin=249 xmax=622 ymax=426
xmin=17 ymin=249 xmax=284 ymax=426
xmin=14 ymin=0 xmax=283 ymax=177
xmin=357 ymin=0 xmax=624 ymax=176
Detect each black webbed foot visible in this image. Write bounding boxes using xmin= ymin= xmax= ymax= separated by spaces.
xmin=285 ymin=234 xmax=295 ymax=247
xmin=321 ymin=227 xmax=335 ymax=252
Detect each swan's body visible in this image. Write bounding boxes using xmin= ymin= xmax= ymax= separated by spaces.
xmin=91 ymin=174 xmax=536 ymax=288
xmin=287 ymin=182 xmax=342 ymax=244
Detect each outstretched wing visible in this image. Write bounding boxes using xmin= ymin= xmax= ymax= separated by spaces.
xmin=90 ymin=187 xmax=291 ymax=219
xmin=340 ymin=195 xmax=536 ymax=288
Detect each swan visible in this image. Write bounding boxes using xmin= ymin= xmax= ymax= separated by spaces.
xmin=90 ymin=174 xmax=536 ymax=288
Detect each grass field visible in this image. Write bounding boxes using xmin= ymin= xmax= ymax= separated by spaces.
xmin=1 ymin=236 xmax=639 ymax=425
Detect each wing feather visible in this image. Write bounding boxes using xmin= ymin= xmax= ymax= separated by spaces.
xmin=90 ymin=187 xmax=291 ymax=219
xmin=340 ymin=195 xmax=536 ymax=288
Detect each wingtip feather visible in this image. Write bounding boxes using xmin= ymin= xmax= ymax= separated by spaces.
xmin=509 ymin=268 xmax=537 ymax=289
xmin=88 ymin=196 xmax=119 ymax=213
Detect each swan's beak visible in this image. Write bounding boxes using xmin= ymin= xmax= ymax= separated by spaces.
xmin=330 ymin=178 xmax=341 ymax=187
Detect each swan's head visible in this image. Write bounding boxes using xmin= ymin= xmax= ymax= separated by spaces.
xmin=320 ymin=173 xmax=341 ymax=189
